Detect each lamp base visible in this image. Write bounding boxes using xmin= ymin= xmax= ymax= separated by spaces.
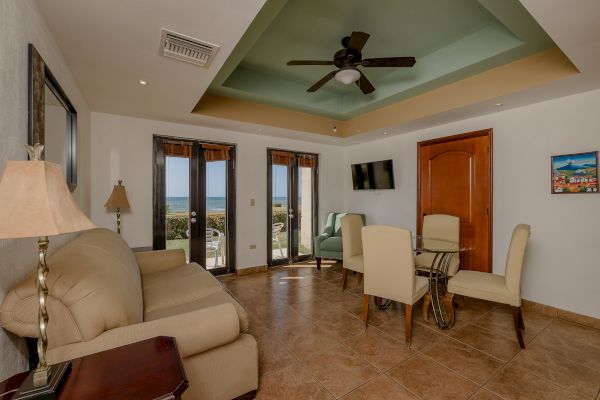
xmin=13 ymin=361 xmax=71 ymax=400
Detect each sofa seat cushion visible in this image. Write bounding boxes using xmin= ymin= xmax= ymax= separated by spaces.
xmin=144 ymin=291 xmax=250 ymax=333
xmin=320 ymin=237 xmax=343 ymax=252
xmin=142 ymin=263 xmax=223 ymax=315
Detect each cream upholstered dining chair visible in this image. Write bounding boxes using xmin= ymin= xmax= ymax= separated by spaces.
xmin=415 ymin=214 xmax=460 ymax=276
xmin=361 ymin=225 xmax=429 ymax=347
xmin=445 ymin=224 xmax=531 ymax=348
xmin=340 ymin=214 xmax=364 ymax=291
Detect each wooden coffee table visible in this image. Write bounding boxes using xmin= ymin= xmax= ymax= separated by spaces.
xmin=0 ymin=336 xmax=188 ymax=400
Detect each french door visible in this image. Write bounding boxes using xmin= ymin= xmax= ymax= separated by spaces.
xmin=153 ymin=136 xmax=236 ymax=275
xmin=267 ymin=149 xmax=318 ymax=266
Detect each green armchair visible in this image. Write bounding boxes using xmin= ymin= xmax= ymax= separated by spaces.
xmin=314 ymin=212 xmax=366 ymax=269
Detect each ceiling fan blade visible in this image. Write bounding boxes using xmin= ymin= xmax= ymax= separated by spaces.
xmin=307 ymin=70 xmax=337 ymax=92
xmin=287 ymin=60 xmax=335 ymax=66
xmin=347 ymin=31 xmax=370 ymax=52
xmin=356 ymin=70 xmax=375 ymax=94
xmin=361 ymin=57 xmax=416 ymax=68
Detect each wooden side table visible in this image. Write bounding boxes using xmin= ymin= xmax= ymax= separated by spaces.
xmin=1 ymin=336 xmax=188 ymax=400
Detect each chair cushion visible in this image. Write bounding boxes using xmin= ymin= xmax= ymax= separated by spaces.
xmin=447 ymin=270 xmax=517 ymax=306
xmin=142 ymin=263 xmax=223 ymax=314
xmin=320 ymin=237 xmax=343 ymax=252
xmin=413 ymin=276 xmax=429 ymax=304
xmin=345 ymin=254 xmax=364 ymax=273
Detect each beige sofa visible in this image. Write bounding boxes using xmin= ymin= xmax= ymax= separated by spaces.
xmin=0 ymin=228 xmax=258 ymax=400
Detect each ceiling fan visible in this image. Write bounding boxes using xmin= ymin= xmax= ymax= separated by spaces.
xmin=287 ymin=31 xmax=416 ymax=94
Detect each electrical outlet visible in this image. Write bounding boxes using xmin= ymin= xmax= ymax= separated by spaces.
xmin=250 ymin=198 xmax=255 ymax=207
xmin=249 ymin=244 xmax=256 ymax=249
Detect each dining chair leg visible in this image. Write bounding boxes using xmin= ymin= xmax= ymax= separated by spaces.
xmin=341 ymin=268 xmax=348 ymax=291
xmin=374 ymin=296 xmax=382 ymax=309
xmin=316 ymin=257 xmax=321 ymax=270
xmin=444 ymin=292 xmax=455 ymax=327
xmin=512 ymin=306 xmax=526 ymax=349
xmin=455 ymin=295 xmax=465 ymax=309
xmin=362 ymin=295 xmax=370 ymax=328
xmin=405 ymin=304 xmax=413 ymax=347
xmin=422 ymin=292 xmax=430 ymax=322
xmin=518 ymin=307 xmax=525 ymax=330
xmin=357 ymin=273 xmax=363 ymax=285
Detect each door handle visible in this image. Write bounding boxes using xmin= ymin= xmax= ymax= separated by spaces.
xmin=190 ymin=217 xmax=197 ymax=224
xmin=191 ymin=211 xmax=197 ymax=217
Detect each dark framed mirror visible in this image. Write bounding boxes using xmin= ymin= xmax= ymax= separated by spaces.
xmin=28 ymin=43 xmax=77 ymax=192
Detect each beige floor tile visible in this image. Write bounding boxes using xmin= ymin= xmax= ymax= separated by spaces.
xmin=256 ymin=333 xmax=297 ymax=376
xmin=315 ymin=310 xmax=368 ymax=341
xmin=509 ymin=319 xmax=600 ymax=399
xmin=254 ymin=305 xmax=311 ymax=334
xmin=474 ymin=305 xmax=553 ymax=343
xmin=387 ymin=354 xmax=478 ymax=400
xmin=470 ymin=389 xmax=505 ymax=400
xmin=291 ymin=297 xmax=344 ymax=322
xmin=328 ymin=292 xmax=365 ymax=315
xmin=302 ymin=349 xmax=380 ymax=398
xmin=449 ymin=322 xmax=522 ymax=361
xmin=377 ymin=317 xmax=445 ymax=352
xmin=485 ymin=364 xmax=587 ymax=400
xmin=343 ymin=327 xmax=415 ymax=371
xmin=273 ymin=286 xmax=315 ymax=306
xmin=341 ymin=374 xmax=418 ymax=400
xmin=256 ymin=363 xmax=333 ymax=400
xmin=279 ymin=323 xmax=353 ymax=361
xmin=422 ymin=336 xmax=504 ymax=384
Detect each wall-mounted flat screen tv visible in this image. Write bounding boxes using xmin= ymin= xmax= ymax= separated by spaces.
xmin=351 ymin=159 xmax=395 ymax=190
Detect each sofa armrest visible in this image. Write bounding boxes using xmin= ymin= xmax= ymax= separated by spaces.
xmin=47 ymin=303 xmax=240 ymax=364
xmin=135 ymin=249 xmax=186 ymax=275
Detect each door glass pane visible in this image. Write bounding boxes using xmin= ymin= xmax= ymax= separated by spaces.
xmin=165 ymin=156 xmax=190 ymax=261
xmin=206 ymin=161 xmax=227 ymax=269
xmin=298 ymin=166 xmax=313 ymax=256
xmin=272 ymin=165 xmax=288 ymax=260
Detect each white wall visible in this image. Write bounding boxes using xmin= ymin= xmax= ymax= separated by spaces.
xmin=90 ymin=112 xmax=346 ymax=269
xmin=343 ymin=88 xmax=600 ymax=319
xmin=0 ymin=0 xmax=91 ymax=381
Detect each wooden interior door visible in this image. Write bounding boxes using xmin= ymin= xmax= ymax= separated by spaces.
xmin=417 ymin=129 xmax=492 ymax=272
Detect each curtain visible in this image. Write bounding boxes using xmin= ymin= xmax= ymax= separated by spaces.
xmin=298 ymin=154 xmax=315 ymax=168
xmin=203 ymin=143 xmax=230 ymax=161
xmin=271 ymin=150 xmax=294 ymax=166
xmin=163 ymin=141 xmax=192 ymax=158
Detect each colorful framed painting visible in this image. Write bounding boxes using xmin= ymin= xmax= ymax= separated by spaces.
xmin=551 ymin=151 xmax=598 ymax=194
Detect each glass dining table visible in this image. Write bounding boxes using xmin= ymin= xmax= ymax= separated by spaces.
xmin=414 ymin=235 xmax=470 ymax=329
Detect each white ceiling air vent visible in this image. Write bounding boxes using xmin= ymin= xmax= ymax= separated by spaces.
xmin=159 ymin=29 xmax=220 ymax=68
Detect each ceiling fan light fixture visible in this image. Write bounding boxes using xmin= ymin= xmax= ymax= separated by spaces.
xmin=334 ymin=68 xmax=360 ymax=85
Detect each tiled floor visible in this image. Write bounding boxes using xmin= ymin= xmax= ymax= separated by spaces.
xmin=220 ymin=261 xmax=600 ymax=400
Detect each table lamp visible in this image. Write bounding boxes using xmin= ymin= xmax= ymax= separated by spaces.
xmin=104 ymin=180 xmax=130 ymax=234
xmin=0 ymin=144 xmax=95 ymax=399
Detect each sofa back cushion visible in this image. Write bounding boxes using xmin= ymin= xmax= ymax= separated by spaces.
xmin=0 ymin=228 xmax=143 ymax=348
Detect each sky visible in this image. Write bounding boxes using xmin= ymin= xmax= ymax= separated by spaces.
xmin=166 ymin=157 xmax=289 ymax=198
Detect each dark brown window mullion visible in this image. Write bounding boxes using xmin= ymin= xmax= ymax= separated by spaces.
xmin=189 ymin=142 xmax=206 ymax=267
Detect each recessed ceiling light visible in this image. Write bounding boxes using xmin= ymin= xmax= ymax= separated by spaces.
xmin=138 ymin=80 xmax=148 ymax=86
xmin=383 ymin=131 xmax=389 ymax=135
xmin=258 ymin=127 xmax=263 ymax=132
xmin=494 ymin=102 xmax=503 ymax=107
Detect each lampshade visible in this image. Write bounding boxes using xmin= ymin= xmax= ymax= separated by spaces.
xmin=0 ymin=161 xmax=96 ymax=239
xmin=104 ymin=180 xmax=131 ymax=210
xmin=335 ymin=68 xmax=361 ymax=85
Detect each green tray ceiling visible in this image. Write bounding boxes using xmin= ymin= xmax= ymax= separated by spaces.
xmin=208 ymin=0 xmax=556 ymax=120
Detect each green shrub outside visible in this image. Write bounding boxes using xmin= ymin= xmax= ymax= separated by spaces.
xmin=166 ymin=210 xmax=289 ymax=240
